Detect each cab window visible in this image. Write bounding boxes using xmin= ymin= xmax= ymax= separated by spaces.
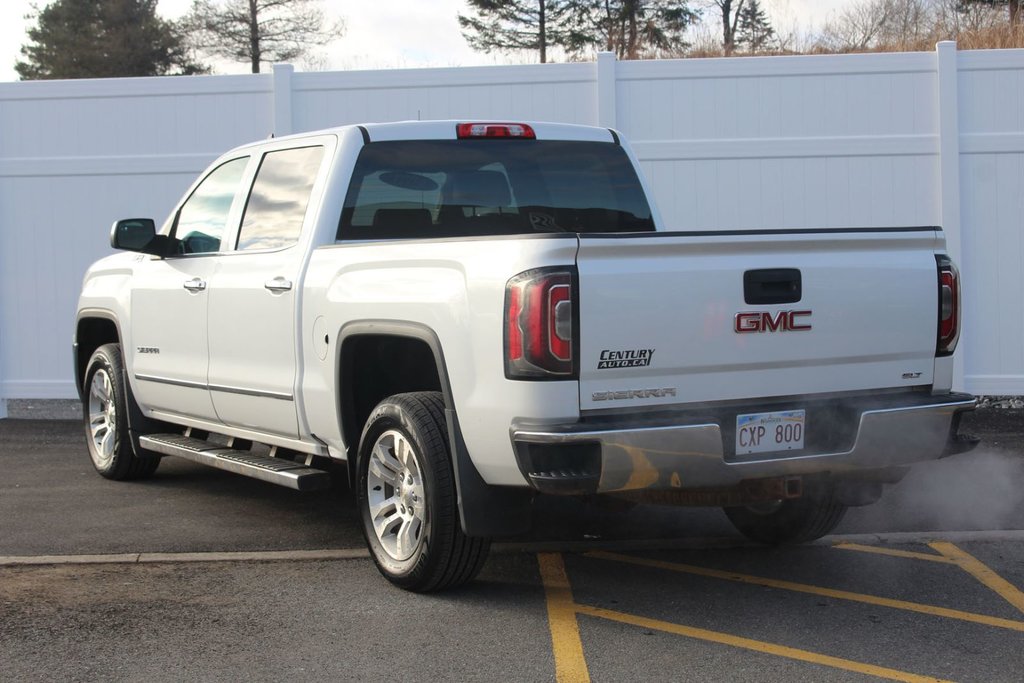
xmin=337 ymin=140 xmax=655 ymax=241
xmin=236 ymin=146 xmax=325 ymax=252
xmin=173 ymin=157 xmax=249 ymax=254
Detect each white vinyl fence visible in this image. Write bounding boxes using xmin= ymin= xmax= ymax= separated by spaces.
xmin=1 ymin=42 xmax=1023 ymax=416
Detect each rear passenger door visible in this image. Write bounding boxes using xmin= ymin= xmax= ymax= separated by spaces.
xmin=206 ymin=143 xmax=328 ymax=438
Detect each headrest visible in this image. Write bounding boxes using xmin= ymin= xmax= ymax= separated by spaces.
xmin=445 ymin=170 xmax=512 ymax=208
xmin=372 ymin=208 xmax=432 ymax=233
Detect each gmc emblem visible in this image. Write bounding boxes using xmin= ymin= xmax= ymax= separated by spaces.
xmin=735 ymin=310 xmax=812 ymax=333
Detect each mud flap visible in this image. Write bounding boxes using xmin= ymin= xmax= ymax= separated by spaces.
xmin=445 ymin=408 xmax=533 ymax=538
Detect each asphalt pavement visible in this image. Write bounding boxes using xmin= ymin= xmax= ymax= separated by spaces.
xmin=2 ymin=408 xmax=1023 ymax=681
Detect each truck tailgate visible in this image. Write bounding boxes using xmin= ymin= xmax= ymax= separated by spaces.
xmin=576 ymin=229 xmax=942 ymax=411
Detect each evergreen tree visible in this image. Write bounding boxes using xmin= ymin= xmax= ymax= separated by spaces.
xmin=588 ymin=0 xmax=700 ymax=59
xmin=736 ymin=0 xmax=775 ymax=52
xmin=16 ymin=0 xmax=205 ymax=80
xmin=458 ymin=1 xmax=591 ymax=64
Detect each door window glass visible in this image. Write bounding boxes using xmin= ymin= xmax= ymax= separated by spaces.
xmin=236 ymin=146 xmax=325 ymax=251
xmin=174 ymin=157 xmax=248 ymax=254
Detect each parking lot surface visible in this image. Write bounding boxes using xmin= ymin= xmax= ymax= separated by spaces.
xmin=2 ymin=411 xmax=1023 ymax=681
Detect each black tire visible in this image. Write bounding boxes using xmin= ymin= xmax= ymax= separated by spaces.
xmin=82 ymin=343 xmax=160 ymax=480
xmin=723 ymin=479 xmax=847 ymax=545
xmin=356 ymin=392 xmax=490 ymax=592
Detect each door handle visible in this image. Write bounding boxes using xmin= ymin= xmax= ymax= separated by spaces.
xmin=743 ymin=269 xmax=801 ymax=305
xmin=264 ymin=276 xmax=293 ymax=292
xmin=183 ymin=278 xmax=206 ymax=292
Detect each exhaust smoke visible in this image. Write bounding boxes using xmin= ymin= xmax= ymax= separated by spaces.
xmin=845 ymin=448 xmax=1024 ymax=533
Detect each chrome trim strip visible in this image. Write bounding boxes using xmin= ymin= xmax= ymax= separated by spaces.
xmin=208 ymin=383 xmax=294 ymax=401
xmin=513 ymin=422 xmax=719 ymax=445
xmin=512 ymin=399 xmax=976 ymax=446
xmin=852 ymin=398 xmax=977 ymax=422
xmin=134 ymin=374 xmax=293 ymax=401
xmin=134 ymin=373 xmax=206 ymax=391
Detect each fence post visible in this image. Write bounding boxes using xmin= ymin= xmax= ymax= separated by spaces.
xmin=936 ymin=40 xmax=965 ymax=392
xmin=0 ymin=329 xmax=5 ymax=418
xmin=596 ymin=52 xmax=617 ymax=129
xmin=272 ymin=63 xmax=295 ymax=137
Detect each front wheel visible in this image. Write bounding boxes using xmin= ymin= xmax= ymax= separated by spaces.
xmin=83 ymin=343 xmax=160 ymax=480
xmin=723 ymin=480 xmax=847 ymax=545
xmin=356 ymin=392 xmax=489 ymax=592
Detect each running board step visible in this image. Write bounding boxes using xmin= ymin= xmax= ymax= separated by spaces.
xmin=139 ymin=434 xmax=332 ymax=491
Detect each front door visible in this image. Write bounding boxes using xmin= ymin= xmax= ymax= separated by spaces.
xmin=130 ymin=257 xmax=217 ymax=420
xmin=130 ymin=155 xmax=250 ymax=421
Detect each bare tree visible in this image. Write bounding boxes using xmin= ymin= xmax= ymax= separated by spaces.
xmin=885 ymin=0 xmax=933 ymax=46
xmin=184 ymin=0 xmax=343 ymax=73
xmin=815 ymin=0 xmax=1016 ymax=52
xmin=818 ymin=0 xmax=899 ymax=51
xmin=958 ymin=1 xmax=1022 ymax=25
xmin=951 ymin=0 xmax=1010 ymax=31
xmin=705 ymin=0 xmax=747 ymax=54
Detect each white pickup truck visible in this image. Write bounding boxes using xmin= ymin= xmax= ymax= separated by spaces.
xmin=75 ymin=120 xmax=976 ymax=591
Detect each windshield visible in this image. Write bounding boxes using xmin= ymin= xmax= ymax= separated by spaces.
xmin=337 ymin=139 xmax=655 ymax=240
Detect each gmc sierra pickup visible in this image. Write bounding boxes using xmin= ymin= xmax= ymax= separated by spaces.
xmin=75 ymin=120 xmax=976 ymax=592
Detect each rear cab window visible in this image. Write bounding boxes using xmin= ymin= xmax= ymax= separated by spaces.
xmin=235 ymin=145 xmax=325 ymax=252
xmin=337 ymin=140 xmax=655 ymax=241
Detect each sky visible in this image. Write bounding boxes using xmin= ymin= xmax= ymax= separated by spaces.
xmin=0 ymin=0 xmax=857 ymax=82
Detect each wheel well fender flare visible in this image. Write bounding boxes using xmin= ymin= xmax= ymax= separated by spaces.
xmin=75 ymin=309 xmax=124 ymax=400
xmin=75 ymin=311 xmax=168 ymax=457
xmin=335 ymin=320 xmax=531 ymax=538
xmin=336 ymin=319 xmax=455 ymax=414
xmin=335 ymin=320 xmax=454 ymax=461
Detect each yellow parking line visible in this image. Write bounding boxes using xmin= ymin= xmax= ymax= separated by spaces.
xmin=537 ymin=553 xmax=590 ymax=683
xmin=587 ymin=551 xmax=1024 ymax=632
xmin=929 ymin=542 xmax=1024 ymax=616
xmin=834 ymin=543 xmax=957 ymax=564
xmin=575 ymin=604 xmax=953 ymax=683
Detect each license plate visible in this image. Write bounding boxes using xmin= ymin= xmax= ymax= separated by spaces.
xmin=736 ymin=410 xmax=806 ymax=455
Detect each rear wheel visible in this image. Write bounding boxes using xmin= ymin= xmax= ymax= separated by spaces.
xmin=356 ymin=392 xmax=489 ymax=592
xmin=723 ymin=480 xmax=846 ymax=544
xmin=83 ymin=343 xmax=160 ymax=480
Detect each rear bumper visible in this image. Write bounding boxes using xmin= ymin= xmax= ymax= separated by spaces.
xmin=511 ymin=392 xmax=977 ymax=495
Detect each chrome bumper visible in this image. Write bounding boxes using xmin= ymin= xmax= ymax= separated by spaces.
xmin=511 ymin=393 xmax=976 ymax=494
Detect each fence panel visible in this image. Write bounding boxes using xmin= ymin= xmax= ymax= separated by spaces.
xmin=1 ymin=45 xmax=1022 ymax=404
xmin=957 ymin=50 xmax=1024 ymax=395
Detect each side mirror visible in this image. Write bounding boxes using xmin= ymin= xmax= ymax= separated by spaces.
xmin=109 ymin=218 xmax=177 ymax=258
xmin=110 ymin=218 xmax=159 ymax=253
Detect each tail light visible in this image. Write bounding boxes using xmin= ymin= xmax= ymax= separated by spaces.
xmin=936 ymin=255 xmax=960 ymax=356
xmin=457 ymin=122 xmax=535 ymax=139
xmin=505 ymin=267 xmax=576 ymax=379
